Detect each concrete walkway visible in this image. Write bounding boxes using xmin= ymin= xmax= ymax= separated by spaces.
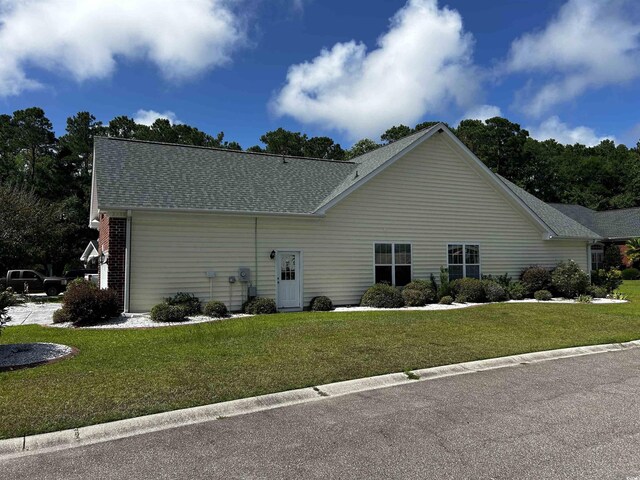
xmin=2 ymin=348 xmax=640 ymax=479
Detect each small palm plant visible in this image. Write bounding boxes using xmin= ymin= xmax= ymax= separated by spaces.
xmin=625 ymin=238 xmax=640 ymax=266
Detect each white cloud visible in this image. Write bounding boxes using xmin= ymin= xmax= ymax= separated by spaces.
xmin=0 ymin=0 xmax=244 ymax=96
xmin=505 ymin=0 xmax=640 ymax=116
xmin=460 ymin=104 xmax=502 ymax=123
xmin=272 ymin=0 xmax=478 ymax=139
xmin=133 ymin=109 xmax=181 ymax=126
xmin=527 ymin=116 xmax=615 ymax=146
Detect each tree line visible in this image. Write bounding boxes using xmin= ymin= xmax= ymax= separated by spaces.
xmin=1 ymin=107 xmax=639 ymax=275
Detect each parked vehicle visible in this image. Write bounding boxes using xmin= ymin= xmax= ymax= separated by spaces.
xmin=5 ymin=270 xmax=68 ymax=296
xmin=63 ymin=268 xmax=98 ymax=281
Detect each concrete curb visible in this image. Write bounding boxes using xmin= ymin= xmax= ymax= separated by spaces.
xmin=2 ymin=339 xmax=639 ymax=460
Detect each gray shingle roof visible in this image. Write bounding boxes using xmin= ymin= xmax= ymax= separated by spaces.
xmin=93 ymin=126 xmax=438 ymax=215
xmin=498 ymin=176 xmax=601 ymax=239
xmin=94 ymin=137 xmax=357 ymax=214
xmin=550 ymin=203 xmax=640 ymax=239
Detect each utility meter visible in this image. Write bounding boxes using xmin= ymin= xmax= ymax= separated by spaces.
xmin=238 ymin=267 xmax=250 ymax=283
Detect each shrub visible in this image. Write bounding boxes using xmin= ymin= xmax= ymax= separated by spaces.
xmin=483 ymin=280 xmax=508 ymax=302
xmin=591 ymin=269 xmax=623 ymax=293
xmin=52 ymin=308 xmax=71 ymax=323
xmin=604 ymin=244 xmax=623 ymax=270
xmin=576 ymin=294 xmax=593 ymax=303
xmin=0 ymin=287 xmax=18 ymax=334
xmin=454 ymin=294 xmax=469 ymax=303
xmin=622 ymin=267 xmax=640 ymax=280
xmin=449 ymin=278 xmax=485 ymax=303
xmin=589 ymin=286 xmax=607 ymax=299
xmin=402 ymin=288 xmax=428 ymax=307
xmin=534 ymin=290 xmax=553 ymax=301
xmin=438 ymin=295 xmax=453 ymax=305
xmin=520 ymin=266 xmax=552 ymax=294
xmin=203 ymin=300 xmax=228 ymax=318
xmin=165 ymin=292 xmax=201 ymax=316
xmin=245 ymin=297 xmax=277 ymax=315
xmin=551 ymin=260 xmax=590 ymax=298
xmin=150 ymin=302 xmax=188 ymax=322
xmin=610 ymin=290 xmax=629 ymax=300
xmin=404 ymin=280 xmax=436 ymax=303
xmin=361 ymin=284 xmax=404 ymax=308
xmin=483 ymin=273 xmax=512 ymax=289
xmin=310 ymin=296 xmax=334 ymax=311
xmin=59 ymin=279 xmax=121 ymax=326
xmin=507 ymin=281 xmax=527 ymax=300
xmin=437 ymin=266 xmax=451 ymax=299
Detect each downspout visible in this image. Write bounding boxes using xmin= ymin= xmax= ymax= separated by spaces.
xmin=124 ymin=210 xmax=132 ymax=313
xmin=254 ymin=217 xmax=259 ymax=293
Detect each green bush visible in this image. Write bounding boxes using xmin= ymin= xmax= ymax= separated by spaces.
xmin=361 ymin=284 xmax=404 ymax=308
xmin=603 ymin=244 xmax=622 ymax=270
xmin=589 ymin=286 xmax=607 ymax=299
xmin=402 ymin=288 xmax=428 ymax=307
xmin=449 ymin=278 xmax=485 ymax=303
xmin=150 ymin=302 xmax=188 ymax=322
xmin=534 ymin=290 xmax=553 ymax=301
xmin=0 ymin=287 xmax=19 ymax=333
xmin=309 ymin=296 xmax=334 ymax=311
xmin=404 ymin=280 xmax=436 ymax=304
xmin=455 ymin=294 xmax=469 ymax=303
xmin=52 ymin=308 xmax=71 ymax=324
xmin=245 ymin=297 xmax=277 ymax=315
xmin=165 ymin=292 xmax=201 ymax=316
xmin=521 ymin=266 xmax=552 ymax=294
xmin=483 ymin=280 xmax=508 ymax=302
xmin=203 ymin=300 xmax=228 ymax=318
xmin=438 ymin=295 xmax=453 ymax=305
xmin=437 ymin=266 xmax=451 ymax=299
xmin=551 ymin=260 xmax=590 ymax=298
xmin=590 ymin=269 xmax=623 ymax=293
xmin=58 ymin=279 xmax=121 ymax=326
xmin=507 ymin=281 xmax=527 ymax=300
xmin=576 ymin=294 xmax=593 ymax=303
xmin=622 ymin=268 xmax=640 ymax=280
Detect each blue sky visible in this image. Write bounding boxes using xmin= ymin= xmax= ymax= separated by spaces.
xmin=0 ymin=0 xmax=639 ymax=149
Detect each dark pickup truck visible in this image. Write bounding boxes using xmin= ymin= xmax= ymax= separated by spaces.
xmin=4 ymin=270 xmax=68 ymax=296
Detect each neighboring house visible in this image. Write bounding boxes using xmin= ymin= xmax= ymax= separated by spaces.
xmin=79 ymin=240 xmax=99 ymax=268
xmin=549 ymin=204 xmax=640 ymax=269
xmin=90 ymin=123 xmax=626 ymax=313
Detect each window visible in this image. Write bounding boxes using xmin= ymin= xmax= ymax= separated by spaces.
xmin=22 ymin=271 xmax=38 ymax=279
xmin=374 ymin=243 xmax=412 ymax=286
xmin=448 ymin=244 xmax=480 ymax=280
xmin=591 ymin=244 xmax=604 ymax=271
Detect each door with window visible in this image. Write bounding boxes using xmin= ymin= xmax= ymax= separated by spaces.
xmin=276 ymin=251 xmax=302 ymax=309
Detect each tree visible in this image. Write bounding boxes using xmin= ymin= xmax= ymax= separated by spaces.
xmin=0 ymin=114 xmax=16 ymax=182
xmin=59 ymin=112 xmax=105 ymax=177
xmin=108 ymin=116 xmax=138 ymax=138
xmin=10 ymin=107 xmax=56 ymax=182
xmin=303 ymin=136 xmax=345 ymax=160
xmin=259 ymin=128 xmax=307 ymax=156
xmin=624 ymin=238 xmax=640 ymax=266
xmin=381 ymin=125 xmax=412 ymax=143
xmin=345 ymin=139 xmax=380 ymax=159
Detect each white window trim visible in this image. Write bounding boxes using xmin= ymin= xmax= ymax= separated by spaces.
xmin=446 ymin=243 xmax=482 ymax=280
xmin=372 ymin=242 xmax=413 ymax=286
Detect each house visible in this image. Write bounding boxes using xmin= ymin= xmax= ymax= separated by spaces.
xmin=89 ymin=123 xmax=630 ymax=313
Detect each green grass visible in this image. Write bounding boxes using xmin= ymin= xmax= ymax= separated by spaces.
xmin=2 ymin=281 xmax=640 ymax=439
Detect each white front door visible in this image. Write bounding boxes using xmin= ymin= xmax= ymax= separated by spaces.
xmin=276 ymin=251 xmax=301 ymax=309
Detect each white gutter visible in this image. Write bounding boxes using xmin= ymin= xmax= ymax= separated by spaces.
xmin=99 ymin=205 xmax=325 ymax=218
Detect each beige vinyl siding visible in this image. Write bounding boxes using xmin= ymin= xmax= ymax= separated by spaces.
xmin=128 ymin=134 xmax=589 ymax=312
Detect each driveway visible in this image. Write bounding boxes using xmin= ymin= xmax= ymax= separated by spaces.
xmin=2 ymin=348 xmax=640 ymax=479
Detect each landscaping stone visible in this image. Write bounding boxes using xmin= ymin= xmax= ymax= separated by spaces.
xmin=0 ymin=343 xmax=75 ymax=371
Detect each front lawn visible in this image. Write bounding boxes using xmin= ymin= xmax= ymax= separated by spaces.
xmin=1 ymin=282 xmax=640 ymax=440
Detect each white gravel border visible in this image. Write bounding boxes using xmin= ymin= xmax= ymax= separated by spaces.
xmin=50 ymin=312 xmax=253 ymax=329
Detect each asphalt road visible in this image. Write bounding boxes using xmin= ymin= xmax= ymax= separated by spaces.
xmin=3 ymin=348 xmax=640 ymax=479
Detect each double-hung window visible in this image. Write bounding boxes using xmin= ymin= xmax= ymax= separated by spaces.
xmin=448 ymin=244 xmax=480 ymax=281
xmin=590 ymin=244 xmax=604 ymax=271
xmin=374 ymin=243 xmax=412 ymax=286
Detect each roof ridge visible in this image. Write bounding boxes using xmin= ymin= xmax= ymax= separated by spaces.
xmin=94 ymin=136 xmax=357 ymax=165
